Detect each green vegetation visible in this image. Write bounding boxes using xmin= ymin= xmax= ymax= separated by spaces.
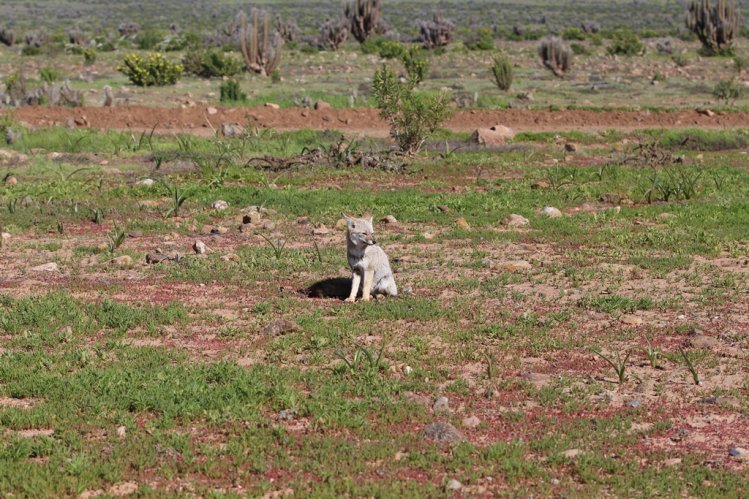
xmin=117 ymin=53 xmax=184 ymax=86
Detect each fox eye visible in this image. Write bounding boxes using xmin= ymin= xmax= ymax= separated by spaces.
xmin=352 ymin=224 xmax=356 ymax=229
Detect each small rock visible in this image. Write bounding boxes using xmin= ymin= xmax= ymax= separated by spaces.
xmin=690 ymin=335 xmax=720 ymax=350
xmin=562 ymin=449 xmax=582 ymax=459
xmin=262 ymin=320 xmax=297 ymax=336
xmin=111 ymin=255 xmax=133 ymax=266
xmin=243 ymin=212 xmax=262 ymax=225
xmin=437 ymin=205 xmax=450 ymax=212
xmin=193 ymin=240 xmax=208 ymax=255
xmin=620 ymin=315 xmax=643 ymax=326
xmin=5 ymin=176 xmax=17 ymax=186
xmin=531 ymin=179 xmax=550 ymax=190
xmin=212 ymin=200 xmax=229 ymax=210
xmin=455 ymin=217 xmax=470 ymax=230
xmin=312 ymin=224 xmax=329 ymax=236
xmin=503 ymin=214 xmax=530 ymax=227
xmin=220 ymin=123 xmax=243 ymax=138
xmin=207 ymin=106 xmax=218 ymax=115
xmin=696 ymin=107 xmax=715 ymax=117
xmin=663 ymin=458 xmax=682 ymax=467
xmin=20 ymin=196 xmax=33 ymax=207
xmin=239 ymin=223 xmax=253 ymax=233
xmin=1 ymin=232 xmax=10 ymax=242
xmin=264 ymin=102 xmax=280 ymax=109
xmin=116 ymin=426 xmax=127 ymax=439
xmin=627 ymin=399 xmax=642 ymax=408
xmin=462 ymin=416 xmax=481 ymax=428
xmin=522 ymin=372 xmax=552 ymax=389
xmin=402 ymin=365 xmax=413 ymax=375
xmin=135 ymin=178 xmax=155 ymax=187
xmin=314 ymin=100 xmax=331 ymax=110
xmin=481 ymin=257 xmax=494 ymax=269
xmin=499 ymin=260 xmax=532 ymax=272
xmin=221 ymin=253 xmax=240 ymax=262
xmin=542 ymin=206 xmax=562 ymax=218
xmin=278 ymin=408 xmax=297 ymax=420
xmin=146 ymin=253 xmax=172 ymax=264
xmin=31 ymin=262 xmax=58 ymax=272
xmin=421 ymin=422 xmax=466 ymax=444
xmin=262 ymin=221 xmax=276 ymax=230
xmin=445 ymin=479 xmax=462 ymax=491
xmin=433 ymin=396 xmax=450 ymax=414
xmin=729 ymin=447 xmax=748 ymax=461
xmin=551 ymin=478 xmax=561 ymax=486
xmin=211 ymin=226 xmax=229 ymax=235
xmin=564 ymin=142 xmax=579 ymax=152
xmin=470 ymin=125 xmax=515 ymax=146
xmin=382 ymin=215 xmax=398 ymax=224
xmin=422 ymin=232 xmax=435 ymax=240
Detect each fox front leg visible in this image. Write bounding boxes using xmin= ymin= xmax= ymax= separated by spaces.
xmin=361 ymin=269 xmax=375 ymax=302
xmin=345 ymin=272 xmax=362 ymax=302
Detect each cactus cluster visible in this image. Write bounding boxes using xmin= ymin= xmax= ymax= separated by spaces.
xmin=68 ymin=29 xmax=88 ymax=46
xmin=417 ymin=13 xmax=455 ymax=49
xmin=0 ymin=27 xmax=15 ymax=47
xmin=344 ymin=0 xmax=383 ymax=43
xmin=539 ymin=36 xmax=572 ymax=77
xmin=238 ymin=9 xmax=283 ymax=77
xmin=321 ymin=18 xmax=349 ymax=51
xmin=686 ymin=0 xmax=740 ymax=55
xmin=275 ymin=15 xmax=300 ymax=43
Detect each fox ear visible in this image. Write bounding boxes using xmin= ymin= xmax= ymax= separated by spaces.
xmin=341 ymin=212 xmax=351 ymax=221
xmin=364 ymin=212 xmax=373 ymax=223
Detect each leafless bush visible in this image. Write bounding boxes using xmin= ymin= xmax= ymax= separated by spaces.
xmin=417 ymin=13 xmax=455 ymax=49
xmin=321 ymin=18 xmax=349 ymax=50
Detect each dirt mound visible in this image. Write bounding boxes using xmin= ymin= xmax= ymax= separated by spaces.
xmin=7 ymin=106 xmax=749 ymax=137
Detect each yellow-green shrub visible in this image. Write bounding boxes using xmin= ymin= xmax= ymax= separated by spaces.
xmin=117 ymin=53 xmax=183 ymax=86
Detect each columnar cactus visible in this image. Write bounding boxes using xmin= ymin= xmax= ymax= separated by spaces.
xmin=344 ymin=0 xmax=382 ymax=43
xmin=686 ymin=0 xmax=740 ymax=55
xmin=321 ymin=18 xmax=349 ymax=50
xmin=275 ymin=15 xmax=300 ymax=43
xmin=68 ymin=29 xmax=88 ymax=46
xmin=417 ymin=13 xmax=455 ymax=49
xmin=238 ymin=10 xmax=283 ymax=77
xmin=0 ymin=27 xmax=16 ymax=47
xmin=539 ymin=36 xmax=572 ymax=77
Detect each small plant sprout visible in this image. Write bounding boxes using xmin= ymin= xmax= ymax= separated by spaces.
xmin=679 ymin=349 xmax=701 ymax=386
xmin=260 ymin=233 xmax=288 ymax=259
xmin=106 ymin=225 xmax=127 ymax=254
xmin=644 ymin=336 xmax=660 ymax=369
xmin=161 ymin=180 xmax=190 ymax=218
xmin=91 ymin=208 xmax=104 ymax=225
xmin=590 ymin=347 xmax=631 ymax=384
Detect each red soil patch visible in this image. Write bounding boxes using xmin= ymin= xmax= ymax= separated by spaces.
xmin=8 ymin=106 xmax=749 ymax=137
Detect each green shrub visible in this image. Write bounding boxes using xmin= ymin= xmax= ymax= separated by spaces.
xmin=160 ymin=32 xmax=202 ymax=52
xmin=734 ymin=54 xmax=748 ymax=74
xmin=372 ymin=64 xmax=452 ymax=155
xmin=220 ymin=79 xmax=246 ymax=103
xmin=713 ymin=79 xmax=744 ymax=102
xmin=270 ymin=69 xmax=281 ymax=84
xmin=21 ymin=46 xmax=42 ymax=56
xmin=671 ymin=53 xmax=689 ymax=67
xmin=83 ymin=48 xmax=97 ymax=65
xmin=401 ymin=46 xmax=429 ymax=84
xmin=491 ymin=55 xmax=513 ymax=91
xmin=607 ymin=29 xmax=644 ymax=56
xmin=183 ymin=49 xmax=242 ymax=78
xmin=570 ymin=43 xmax=591 ymax=56
xmin=117 ymin=53 xmax=183 ymax=87
xmin=561 ymin=27 xmax=586 ymax=41
xmin=135 ymin=30 xmax=163 ymax=50
xmin=39 ymin=67 xmax=59 ymax=83
xmin=361 ymin=36 xmax=405 ymax=59
xmin=465 ymin=28 xmax=495 ymax=51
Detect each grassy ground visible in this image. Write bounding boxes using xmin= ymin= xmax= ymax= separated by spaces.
xmin=1 ymin=124 xmax=748 ymax=496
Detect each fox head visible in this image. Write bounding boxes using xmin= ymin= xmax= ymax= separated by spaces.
xmin=343 ymin=213 xmax=376 ymax=246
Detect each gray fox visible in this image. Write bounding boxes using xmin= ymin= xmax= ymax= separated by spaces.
xmin=343 ymin=213 xmax=398 ymax=302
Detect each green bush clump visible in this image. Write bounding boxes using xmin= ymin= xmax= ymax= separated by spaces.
xmin=118 ymin=53 xmax=183 ymax=86
xmin=465 ymin=28 xmax=495 ymax=51
xmin=361 ymin=36 xmax=405 ymax=59
xmin=83 ymin=48 xmax=96 ymax=65
xmin=401 ymin=46 xmax=429 ymax=84
xmin=713 ymin=79 xmax=744 ymax=103
xmin=183 ymin=49 xmax=242 ymax=78
xmin=135 ymin=30 xmax=163 ymax=50
xmin=607 ymin=29 xmax=644 ymax=56
xmin=220 ymin=79 xmax=247 ymax=103
xmin=561 ymin=27 xmax=586 ymax=41
xmin=372 ymin=64 xmax=452 ymax=155
xmin=40 ymin=67 xmax=59 ymax=83
xmin=491 ymin=55 xmax=513 ymax=91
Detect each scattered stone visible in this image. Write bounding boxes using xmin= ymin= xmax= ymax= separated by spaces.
xmin=20 ymin=195 xmax=33 ymax=207
xmin=503 ymin=214 xmax=530 ymax=227
xmin=31 ymin=262 xmax=58 ymax=272
xmin=220 ymin=123 xmax=243 ymax=138
xmin=193 ymin=240 xmax=208 ymax=255
xmin=116 ymin=426 xmax=127 ymax=439
xmin=627 ymin=399 xmax=642 ymax=408
xmin=4 ymin=175 xmax=17 ymax=186
xmin=689 ymin=335 xmax=720 ymax=350
xmin=402 ymin=365 xmax=413 ymax=376
xmin=207 ymin=106 xmax=218 ymax=115
xmin=481 ymin=257 xmax=494 ymax=269
xmin=696 ymin=107 xmax=715 ymax=117
xmin=562 ymin=449 xmax=582 ymax=459
xmin=239 ymin=223 xmax=253 ymax=233
xmin=663 ymin=458 xmax=682 ymax=467
xmin=264 ymin=102 xmax=280 ymax=110
xmin=455 ymin=217 xmax=470 ymax=230
xmin=145 ymin=252 xmax=173 ymax=264
xmin=212 ymin=200 xmax=229 ymax=210
xmin=312 ymin=224 xmax=329 ymax=236
xmin=17 ymin=429 xmax=54 ymax=438
xmin=433 ymin=396 xmax=450 ymax=414
xmin=470 ymin=125 xmax=515 ymax=146
xmin=620 ymin=315 xmax=643 ymax=326
xmin=551 ymin=478 xmax=561 ymax=486
xmin=382 ymin=215 xmax=398 ymax=224
xmin=314 ymin=100 xmax=331 ymax=110
xmin=421 ymin=422 xmax=466 ymax=444
xmin=445 ymin=479 xmax=462 ymax=491
xmin=111 ymin=255 xmax=133 ymax=266
xmin=729 ymin=447 xmax=748 ymax=461
xmin=1 ymin=232 xmax=10 ymax=242
xmin=522 ymin=372 xmax=552 ymax=389
xmin=541 ymin=206 xmax=562 ymax=218
xmin=531 ymin=179 xmax=550 ymax=190
xmin=462 ymin=416 xmax=481 ymax=428
xmin=262 ymin=320 xmax=297 ymax=336
xmin=243 ymin=212 xmax=262 ymax=225
xmin=262 ymin=221 xmax=276 ymax=230
xmin=564 ymin=142 xmax=579 ymax=152
xmin=135 ymin=178 xmax=155 ymax=187
xmin=278 ymin=408 xmax=297 ymax=420
xmin=127 ymin=230 xmax=143 ymax=238
xmin=221 ymin=253 xmax=240 ymax=262
xmin=422 ymin=232 xmax=435 ymax=240
xmin=437 ymin=205 xmax=450 ymax=212
xmin=211 ymin=226 xmax=229 ymax=235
